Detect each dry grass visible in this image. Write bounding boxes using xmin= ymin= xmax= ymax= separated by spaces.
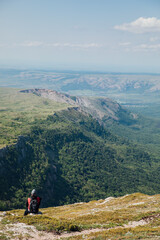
xmin=0 ymin=193 xmax=160 ymax=239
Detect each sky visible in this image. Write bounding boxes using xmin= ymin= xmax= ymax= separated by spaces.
xmin=0 ymin=0 xmax=160 ymax=73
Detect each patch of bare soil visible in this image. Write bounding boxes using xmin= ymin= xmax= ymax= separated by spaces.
xmin=1 ymin=214 xmax=158 ymax=240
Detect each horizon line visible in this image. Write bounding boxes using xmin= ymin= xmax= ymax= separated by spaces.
xmin=0 ymin=66 xmax=160 ymax=75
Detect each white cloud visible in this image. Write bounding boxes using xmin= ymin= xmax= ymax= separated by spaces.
xmin=149 ymin=37 xmax=160 ymax=42
xmin=119 ymin=42 xmax=131 ymax=46
xmin=118 ymin=40 xmax=160 ymax=52
xmin=46 ymin=42 xmax=101 ymax=49
xmin=135 ymin=43 xmax=160 ymax=51
xmin=0 ymin=43 xmax=8 ymax=47
xmin=73 ymin=25 xmax=87 ymax=31
xmin=19 ymin=41 xmax=101 ymax=49
xmin=0 ymin=41 xmax=101 ymax=50
xmin=114 ymin=17 xmax=160 ymax=33
xmin=20 ymin=41 xmax=43 ymax=47
xmin=123 ymin=43 xmax=160 ymax=52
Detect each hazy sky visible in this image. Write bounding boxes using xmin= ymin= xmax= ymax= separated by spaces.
xmin=0 ymin=0 xmax=160 ymax=72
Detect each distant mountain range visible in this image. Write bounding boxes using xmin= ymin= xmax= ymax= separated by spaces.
xmin=1 ymin=69 xmax=160 ymax=93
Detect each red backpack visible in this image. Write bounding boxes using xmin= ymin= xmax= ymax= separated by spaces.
xmin=28 ymin=197 xmax=40 ymax=213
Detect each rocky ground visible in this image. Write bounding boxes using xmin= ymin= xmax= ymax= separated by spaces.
xmin=0 ymin=214 xmax=157 ymax=240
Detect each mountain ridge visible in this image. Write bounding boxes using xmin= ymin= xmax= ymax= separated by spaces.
xmin=20 ymin=88 xmax=136 ymax=124
xmin=1 ymin=69 xmax=160 ymax=93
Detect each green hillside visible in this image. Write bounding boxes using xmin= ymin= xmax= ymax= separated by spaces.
xmin=14 ymin=88 xmax=160 ymax=157
xmin=0 ymin=88 xmax=69 ymax=147
xmin=0 ymin=106 xmax=160 ymax=210
xmin=104 ymin=113 xmax=160 ymax=158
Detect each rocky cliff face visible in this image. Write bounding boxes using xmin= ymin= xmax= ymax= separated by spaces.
xmin=20 ymin=89 xmax=77 ymax=105
xmin=20 ymin=89 xmax=136 ymax=124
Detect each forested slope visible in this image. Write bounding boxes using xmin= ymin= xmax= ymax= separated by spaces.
xmin=0 ymin=108 xmax=159 ymax=210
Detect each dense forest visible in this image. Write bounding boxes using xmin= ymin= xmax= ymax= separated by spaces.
xmin=0 ymin=108 xmax=159 ymax=210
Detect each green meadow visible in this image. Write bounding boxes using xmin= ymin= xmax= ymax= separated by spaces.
xmin=0 ymin=88 xmax=69 ymax=148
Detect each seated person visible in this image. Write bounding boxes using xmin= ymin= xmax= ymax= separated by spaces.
xmin=24 ymin=189 xmax=41 ymax=215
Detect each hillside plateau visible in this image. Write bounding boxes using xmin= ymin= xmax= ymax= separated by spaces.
xmin=0 ymin=193 xmax=159 ymax=239
xmin=0 ymin=88 xmax=70 ymax=148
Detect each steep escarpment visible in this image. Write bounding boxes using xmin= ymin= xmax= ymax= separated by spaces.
xmin=20 ymin=89 xmax=77 ymax=105
xmin=21 ymin=88 xmax=136 ymax=125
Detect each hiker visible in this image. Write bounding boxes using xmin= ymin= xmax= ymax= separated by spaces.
xmin=24 ymin=189 xmax=41 ymax=216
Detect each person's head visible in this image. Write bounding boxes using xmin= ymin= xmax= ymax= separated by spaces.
xmin=31 ymin=189 xmax=36 ymax=197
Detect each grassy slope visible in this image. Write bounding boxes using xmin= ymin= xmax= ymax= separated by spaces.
xmin=0 ymin=88 xmax=70 ymax=148
xmin=0 ymin=193 xmax=159 ymax=239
